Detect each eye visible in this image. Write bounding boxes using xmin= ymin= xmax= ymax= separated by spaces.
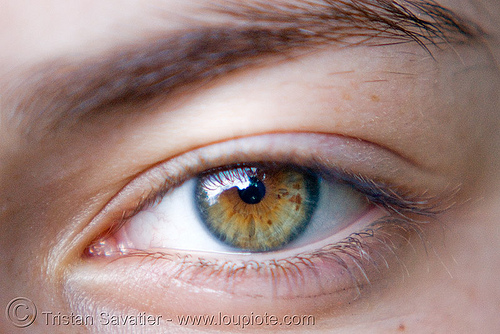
xmin=76 ymin=133 xmax=445 ymax=317
xmin=88 ymin=163 xmax=370 ymax=256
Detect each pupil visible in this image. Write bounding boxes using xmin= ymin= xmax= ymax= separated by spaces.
xmin=238 ymin=177 xmax=266 ymax=204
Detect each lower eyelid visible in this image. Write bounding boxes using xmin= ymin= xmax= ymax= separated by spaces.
xmin=67 ymin=215 xmax=422 ymax=320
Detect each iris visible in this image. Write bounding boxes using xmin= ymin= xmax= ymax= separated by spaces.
xmin=195 ymin=165 xmax=319 ymax=251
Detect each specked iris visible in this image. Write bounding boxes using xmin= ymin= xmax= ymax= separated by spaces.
xmin=195 ymin=165 xmax=319 ymax=251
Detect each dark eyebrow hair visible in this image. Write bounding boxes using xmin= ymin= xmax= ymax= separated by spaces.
xmin=6 ymin=0 xmax=483 ymax=134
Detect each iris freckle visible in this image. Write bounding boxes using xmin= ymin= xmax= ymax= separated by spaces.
xmin=238 ymin=177 xmax=266 ymax=204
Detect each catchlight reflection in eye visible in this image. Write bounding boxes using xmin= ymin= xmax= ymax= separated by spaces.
xmin=195 ymin=166 xmax=319 ymax=251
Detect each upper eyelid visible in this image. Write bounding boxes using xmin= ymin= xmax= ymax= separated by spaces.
xmin=119 ymin=132 xmax=454 ymax=216
xmin=147 ymin=161 xmax=445 ymax=222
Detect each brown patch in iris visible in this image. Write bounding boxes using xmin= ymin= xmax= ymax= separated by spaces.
xmin=267 ymin=220 xmax=273 ymax=225
xmin=289 ymin=194 xmax=302 ymax=205
xmin=295 ymin=205 xmax=300 ymax=211
xmin=292 ymin=183 xmax=301 ymax=190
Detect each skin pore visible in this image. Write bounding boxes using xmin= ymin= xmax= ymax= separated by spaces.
xmin=1 ymin=0 xmax=500 ymax=333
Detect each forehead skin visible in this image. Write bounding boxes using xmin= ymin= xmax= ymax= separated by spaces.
xmin=0 ymin=1 xmax=500 ymax=333
xmin=0 ymin=0 xmax=496 ymax=60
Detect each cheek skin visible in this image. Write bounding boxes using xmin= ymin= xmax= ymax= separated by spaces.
xmin=358 ymin=196 xmax=500 ymax=334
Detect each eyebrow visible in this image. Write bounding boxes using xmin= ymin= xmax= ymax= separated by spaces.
xmin=6 ymin=0 xmax=483 ymax=133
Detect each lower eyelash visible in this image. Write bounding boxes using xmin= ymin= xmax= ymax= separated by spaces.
xmin=104 ymin=215 xmax=429 ymax=300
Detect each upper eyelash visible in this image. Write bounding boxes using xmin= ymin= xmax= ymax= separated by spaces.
xmin=324 ymin=167 xmax=459 ymax=217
